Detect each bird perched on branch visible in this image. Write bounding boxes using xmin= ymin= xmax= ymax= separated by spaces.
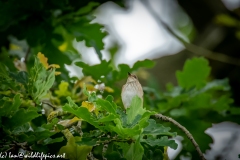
xmin=121 ymin=72 xmax=143 ymax=109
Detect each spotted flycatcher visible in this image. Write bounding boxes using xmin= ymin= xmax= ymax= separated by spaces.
xmin=121 ymin=72 xmax=143 ymax=109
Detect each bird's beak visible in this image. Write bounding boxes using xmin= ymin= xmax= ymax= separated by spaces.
xmin=128 ymin=72 xmax=131 ymax=76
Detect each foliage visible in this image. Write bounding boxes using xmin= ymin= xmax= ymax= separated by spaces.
xmin=0 ymin=53 xmax=176 ymax=160
xmin=1 ymin=50 xmax=238 ymax=159
xmin=0 ymin=1 xmax=240 ymax=160
xmin=144 ymin=57 xmax=239 ymax=159
xmin=0 ymin=0 xmax=124 ymax=81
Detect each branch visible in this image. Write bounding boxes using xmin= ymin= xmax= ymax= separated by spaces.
xmin=24 ymin=47 xmax=30 ymax=63
xmin=140 ymin=0 xmax=240 ymax=66
xmin=4 ymin=147 xmax=14 ymax=152
xmin=154 ymin=114 xmax=206 ymax=160
xmin=42 ymin=101 xmax=58 ymax=109
xmin=12 ymin=141 xmax=30 ymax=151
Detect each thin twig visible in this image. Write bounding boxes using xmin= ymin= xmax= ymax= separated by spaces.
xmin=42 ymin=101 xmax=58 ymax=109
xmin=141 ymin=0 xmax=240 ymax=66
xmin=155 ymin=113 xmax=206 ymax=160
xmin=24 ymin=47 xmax=30 ymax=62
xmin=12 ymin=141 xmax=30 ymax=151
xmin=4 ymin=147 xmax=14 ymax=152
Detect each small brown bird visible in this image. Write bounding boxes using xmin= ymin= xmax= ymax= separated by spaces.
xmin=121 ymin=72 xmax=143 ymax=109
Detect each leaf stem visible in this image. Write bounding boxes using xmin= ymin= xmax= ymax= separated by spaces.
xmin=154 ymin=113 xmax=206 ymax=160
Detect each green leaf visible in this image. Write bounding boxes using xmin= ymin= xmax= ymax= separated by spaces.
xmin=104 ymin=142 xmax=124 ymax=160
xmin=125 ymin=114 xmax=142 ymax=128
xmin=82 ymin=84 xmax=98 ymax=102
xmin=132 ymin=59 xmax=155 ymax=70
xmin=117 ymin=137 xmax=144 ymax=160
xmin=12 ymin=123 xmax=30 ymax=135
xmin=76 ymin=137 xmax=98 ymax=146
xmin=0 ymin=63 xmax=9 ymax=78
xmin=0 ymin=94 xmax=21 ymax=117
xmin=215 ymin=14 xmax=240 ymax=27
xmin=200 ymin=79 xmax=230 ymax=92
xmin=72 ymin=16 xmax=108 ymax=60
xmin=75 ymin=60 xmax=111 ymax=80
xmin=188 ymin=93 xmax=211 ymax=109
xmin=17 ymin=134 xmax=36 ymax=143
xmin=143 ymin=119 xmax=176 ymax=137
xmin=66 ymin=96 xmax=78 ymax=109
xmin=212 ymin=95 xmax=233 ymax=112
xmin=176 ymin=57 xmax=210 ymax=89
xmin=188 ymin=79 xmax=231 ymax=98
xmin=108 ymin=119 xmax=141 ymax=137
xmin=28 ymin=57 xmax=55 ymax=102
xmin=54 ymin=81 xmax=71 ymax=97
xmin=229 ymin=107 xmax=240 ymax=115
xmin=113 ymin=59 xmax=155 ymax=81
xmin=83 ymin=83 xmax=90 ymax=97
xmin=105 ymin=95 xmax=114 ymax=102
xmin=42 ymin=118 xmax=59 ymax=130
xmin=96 ymin=98 xmax=116 ymax=114
xmin=34 ymin=129 xmax=57 ymax=141
xmin=135 ymin=111 xmax=155 ymax=129
xmin=141 ymin=136 xmax=178 ymax=150
xmin=0 ymin=63 xmax=19 ymax=91
xmin=169 ymin=108 xmax=188 ymax=117
xmin=10 ymin=71 xmax=28 ymax=85
xmin=88 ymin=92 xmax=98 ymax=102
xmin=75 ymin=2 xmax=100 ymax=15
xmin=97 ymin=114 xmax=118 ymax=122
xmin=6 ymin=107 xmax=40 ymax=129
xmin=59 ymin=136 xmax=92 ymax=160
xmin=62 ymin=102 xmax=99 ymax=128
xmin=126 ymin=96 xmax=145 ymax=124
xmin=31 ymin=144 xmax=48 ymax=152
xmin=43 ymin=137 xmax=64 ymax=145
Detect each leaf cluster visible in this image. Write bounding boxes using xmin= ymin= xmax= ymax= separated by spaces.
xmin=144 ymin=57 xmax=239 ymax=158
xmin=0 ymin=56 xmax=64 ymax=154
xmin=59 ymin=85 xmax=177 ymax=159
xmin=0 ymin=0 xmax=123 ymax=81
xmin=0 ymin=52 xmax=177 ymax=160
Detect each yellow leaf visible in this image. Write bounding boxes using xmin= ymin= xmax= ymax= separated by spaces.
xmin=0 ymin=91 xmax=11 ymax=96
xmin=37 ymin=52 xmax=49 ymax=69
xmin=49 ymin=64 xmax=60 ymax=68
xmin=163 ymin=147 xmax=170 ymax=160
xmin=86 ymin=84 xmax=96 ymax=91
xmin=82 ymin=101 xmax=95 ymax=112
xmin=55 ymin=71 xmax=61 ymax=75
xmin=61 ymin=129 xmax=74 ymax=141
xmin=104 ymin=86 xmax=114 ymax=93
xmin=58 ymin=117 xmax=81 ymax=128
xmin=75 ymin=76 xmax=97 ymax=88
xmin=93 ymin=108 xmax=99 ymax=116
xmin=47 ymin=110 xmax=68 ymax=122
xmin=59 ymin=136 xmax=92 ymax=160
xmin=55 ymin=81 xmax=71 ymax=97
xmin=47 ymin=111 xmax=58 ymax=122
xmin=58 ymin=42 xmax=68 ymax=52
xmin=9 ymin=44 xmax=21 ymax=50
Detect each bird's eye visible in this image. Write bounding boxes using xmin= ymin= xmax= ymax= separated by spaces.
xmin=133 ymin=75 xmax=137 ymax=79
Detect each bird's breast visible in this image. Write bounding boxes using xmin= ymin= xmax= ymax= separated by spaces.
xmin=121 ymin=83 xmax=143 ymax=109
